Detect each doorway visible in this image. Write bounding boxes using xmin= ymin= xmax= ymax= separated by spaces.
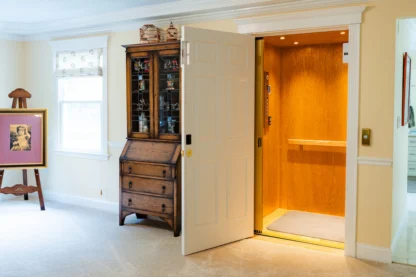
xmin=391 ymin=17 xmax=416 ymax=266
xmin=181 ymin=9 xmax=363 ymax=256
xmin=254 ymin=31 xmax=349 ymax=249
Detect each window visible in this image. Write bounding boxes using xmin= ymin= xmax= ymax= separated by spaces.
xmin=51 ymin=36 xmax=108 ymax=160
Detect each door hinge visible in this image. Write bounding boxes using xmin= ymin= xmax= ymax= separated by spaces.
xmin=257 ymin=138 xmax=262 ymax=148
xmin=181 ymin=40 xmax=189 ymax=64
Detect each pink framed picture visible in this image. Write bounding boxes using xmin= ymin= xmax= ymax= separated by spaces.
xmin=0 ymin=109 xmax=47 ymax=168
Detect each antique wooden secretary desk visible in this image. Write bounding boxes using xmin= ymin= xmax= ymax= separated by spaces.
xmin=119 ymin=41 xmax=181 ymax=236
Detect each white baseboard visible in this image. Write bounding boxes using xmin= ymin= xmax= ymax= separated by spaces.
xmin=43 ymin=191 xmax=118 ymax=214
xmin=391 ymin=213 xmax=408 ymax=254
xmin=356 ymin=243 xmax=392 ymax=263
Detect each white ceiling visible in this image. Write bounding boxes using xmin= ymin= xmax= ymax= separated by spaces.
xmin=0 ymin=0 xmax=368 ymax=41
xmin=0 ymin=0 xmax=176 ymax=23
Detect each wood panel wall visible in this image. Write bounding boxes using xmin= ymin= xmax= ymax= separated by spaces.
xmin=262 ymin=42 xmax=281 ymax=217
xmin=263 ymin=43 xmax=348 ymax=217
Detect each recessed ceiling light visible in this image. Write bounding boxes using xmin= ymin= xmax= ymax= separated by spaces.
xmin=280 ymin=36 xmax=285 ymax=40
xmin=294 ymin=42 xmax=299 ymax=45
xmin=340 ymin=31 xmax=346 ymax=35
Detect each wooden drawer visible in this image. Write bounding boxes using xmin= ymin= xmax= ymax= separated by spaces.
xmin=122 ymin=175 xmax=174 ymax=197
xmin=122 ymin=162 xmax=174 ymax=179
xmin=121 ymin=192 xmax=173 ymax=216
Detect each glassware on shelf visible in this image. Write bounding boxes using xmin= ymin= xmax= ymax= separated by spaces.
xmin=138 ymin=112 xmax=149 ymax=133
xmin=143 ymin=124 xmax=149 ymax=133
xmin=163 ymin=58 xmax=179 ymax=71
xmin=167 ymin=74 xmax=175 ymax=90
xmin=139 ymin=80 xmax=146 ymax=91
xmin=160 ymin=120 xmax=166 ymax=133
xmin=134 ymin=59 xmax=150 ymax=72
xmin=139 ymin=113 xmax=143 ymax=132
xmin=137 ymin=99 xmax=148 ymax=111
xmin=160 ymin=96 xmax=164 ymax=108
xmin=171 ymin=103 xmax=179 ymax=111
xmin=167 ymin=117 xmax=176 ymax=134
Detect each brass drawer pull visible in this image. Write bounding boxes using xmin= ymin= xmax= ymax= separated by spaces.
xmin=128 ymin=181 xmax=133 ymax=189
xmin=128 ymin=198 xmax=133 ymax=206
xmin=163 ymin=170 xmax=167 ymax=177
xmin=128 ymin=166 xmax=132 ymax=174
xmin=162 ymin=204 xmax=166 ymax=212
xmin=162 ymin=185 xmax=166 ymax=193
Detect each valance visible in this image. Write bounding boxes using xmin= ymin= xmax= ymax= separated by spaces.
xmin=55 ymin=48 xmax=103 ymax=77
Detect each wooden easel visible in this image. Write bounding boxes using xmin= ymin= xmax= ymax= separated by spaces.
xmin=0 ymin=89 xmax=45 ymax=210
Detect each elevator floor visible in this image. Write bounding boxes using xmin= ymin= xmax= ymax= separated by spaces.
xmin=261 ymin=209 xmax=345 ymax=249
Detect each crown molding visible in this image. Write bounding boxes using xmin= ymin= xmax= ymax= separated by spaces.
xmin=49 ymin=35 xmax=108 ymax=51
xmin=236 ymin=5 xmax=367 ymax=34
xmin=0 ymin=33 xmax=25 ymax=42
xmin=8 ymin=0 xmax=373 ymax=41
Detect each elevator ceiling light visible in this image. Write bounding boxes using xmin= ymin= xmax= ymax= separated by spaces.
xmin=294 ymin=42 xmax=299 ymax=45
xmin=340 ymin=31 xmax=346 ymax=35
xmin=280 ymin=36 xmax=285 ymax=40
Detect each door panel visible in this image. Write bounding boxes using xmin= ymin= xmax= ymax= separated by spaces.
xmin=254 ymin=39 xmax=264 ymax=233
xmin=181 ymin=26 xmax=255 ymax=255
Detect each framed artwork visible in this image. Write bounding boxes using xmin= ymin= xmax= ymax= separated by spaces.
xmin=402 ymin=52 xmax=412 ymax=126
xmin=0 ymin=109 xmax=47 ymax=168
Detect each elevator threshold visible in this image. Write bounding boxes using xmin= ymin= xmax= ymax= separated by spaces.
xmin=261 ymin=209 xmax=345 ymax=249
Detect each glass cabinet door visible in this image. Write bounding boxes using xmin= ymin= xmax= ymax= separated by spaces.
xmin=155 ymin=50 xmax=181 ymax=141
xmin=127 ymin=51 xmax=154 ymax=139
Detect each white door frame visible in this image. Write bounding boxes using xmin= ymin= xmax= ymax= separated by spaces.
xmin=235 ymin=5 xmax=366 ymax=258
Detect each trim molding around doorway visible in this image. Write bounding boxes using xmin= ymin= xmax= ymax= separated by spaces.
xmin=235 ymin=5 xmax=366 ymax=258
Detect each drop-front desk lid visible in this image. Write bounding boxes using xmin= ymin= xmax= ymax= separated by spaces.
xmin=120 ymin=140 xmax=181 ymax=165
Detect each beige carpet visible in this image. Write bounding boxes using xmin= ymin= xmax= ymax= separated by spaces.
xmin=267 ymin=210 xmax=345 ymax=242
xmin=1 ymin=198 xmax=416 ymax=277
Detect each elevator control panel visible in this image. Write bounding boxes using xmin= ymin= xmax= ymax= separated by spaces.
xmin=264 ymin=72 xmax=271 ymax=126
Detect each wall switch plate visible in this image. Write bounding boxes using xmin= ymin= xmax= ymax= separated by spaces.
xmin=362 ymin=128 xmax=371 ymax=146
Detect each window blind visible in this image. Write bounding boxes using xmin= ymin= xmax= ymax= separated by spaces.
xmin=55 ymin=48 xmax=103 ymax=77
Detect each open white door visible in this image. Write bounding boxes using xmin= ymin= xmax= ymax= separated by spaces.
xmin=181 ymin=26 xmax=255 ymax=255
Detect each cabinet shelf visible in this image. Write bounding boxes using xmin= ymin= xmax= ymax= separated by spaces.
xmin=288 ymin=139 xmax=346 ymax=147
xmin=160 ymin=70 xmax=180 ymax=74
xmin=132 ymin=90 xmax=149 ymax=94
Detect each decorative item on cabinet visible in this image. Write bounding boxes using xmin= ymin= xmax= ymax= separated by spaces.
xmin=165 ymin=21 xmax=178 ymax=41
xmin=140 ymin=24 xmax=161 ymax=43
xmin=121 ymin=41 xmax=181 ymax=236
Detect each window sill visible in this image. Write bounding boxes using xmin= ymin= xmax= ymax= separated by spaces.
xmin=54 ymin=150 xmax=110 ymax=161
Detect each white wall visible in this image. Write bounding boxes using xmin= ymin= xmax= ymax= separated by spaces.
xmin=392 ymin=19 xmax=416 ymax=243
xmin=0 ymin=39 xmax=26 ymax=199
xmin=24 ymin=33 xmax=136 ymax=203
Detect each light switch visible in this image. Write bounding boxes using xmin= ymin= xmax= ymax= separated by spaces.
xmin=362 ymin=128 xmax=371 ymax=146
